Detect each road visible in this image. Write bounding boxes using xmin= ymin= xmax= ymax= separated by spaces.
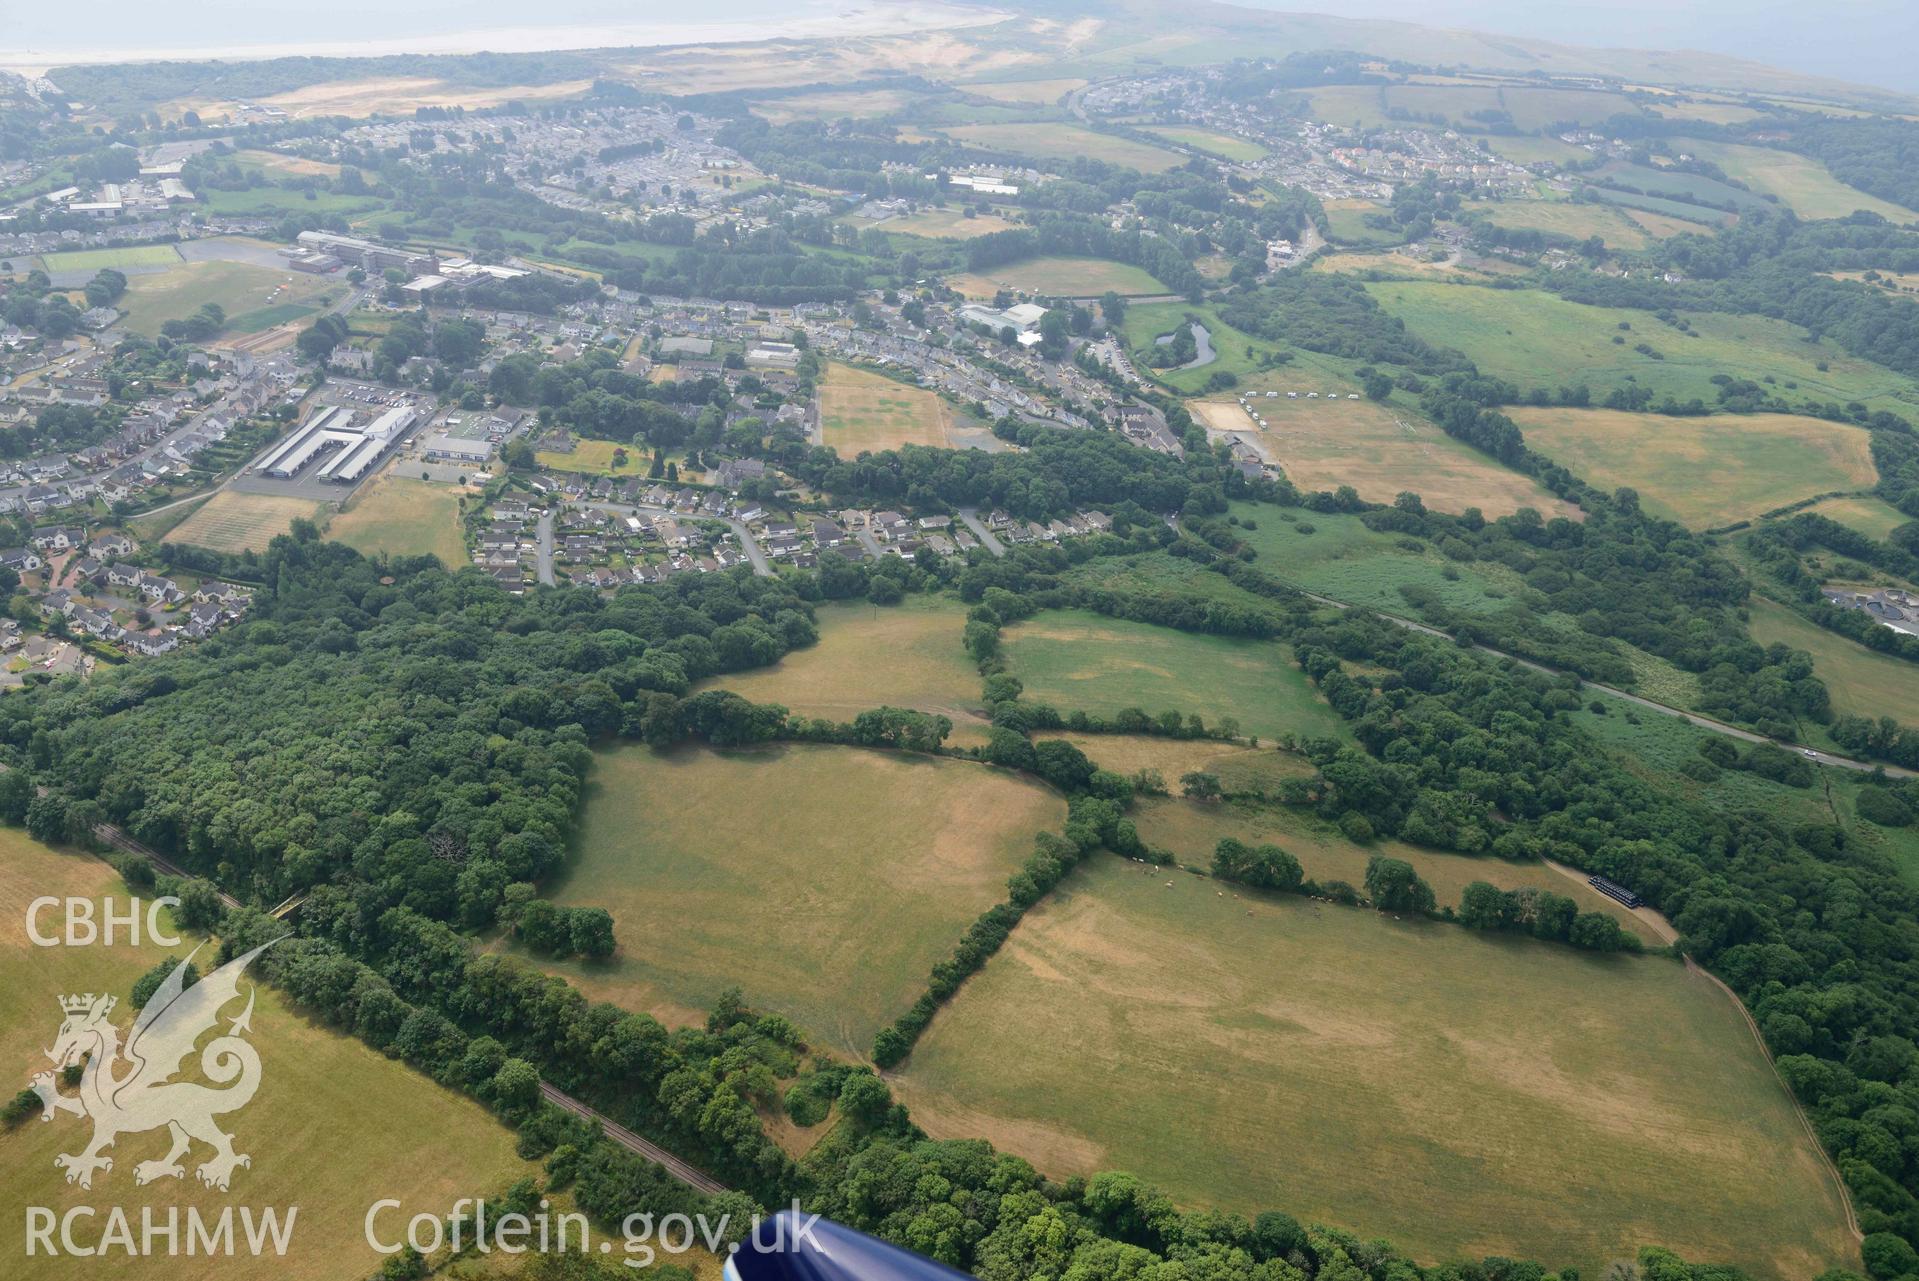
xmin=956 ymin=507 xmax=1004 ymax=555
xmin=534 ymin=510 xmax=557 ymax=586
xmin=577 ymin=500 xmax=772 ymax=577
xmin=539 ymin=1084 xmax=729 ymax=1195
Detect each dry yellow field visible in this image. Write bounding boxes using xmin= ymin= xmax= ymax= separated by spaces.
xmin=0 ymin=832 xmax=533 ymax=1281
xmin=876 ymin=207 xmax=1023 ymax=239
xmin=893 ymin=854 xmax=1856 ymax=1281
xmin=1194 ymin=395 xmax=1580 ymax=518
xmin=819 ymin=362 xmax=954 ymax=453
xmin=1509 ymin=407 xmax=1878 ymax=528
xmin=325 ymin=471 xmax=469 ymax=567
xmin=750 ymin=89 xmax=915 ymax=124
xmin=236 ymin=149 xmax=343 ymax=178
xmin=168 ymin=490 xmax=331 ymax=554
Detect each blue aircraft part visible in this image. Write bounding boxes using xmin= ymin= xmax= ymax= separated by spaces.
xmin=723 ymin=1212 xmax=976 ymax=1281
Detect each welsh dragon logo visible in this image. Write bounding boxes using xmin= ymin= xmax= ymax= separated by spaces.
xmin=30 ymin=941 xmax=276 ymax=1191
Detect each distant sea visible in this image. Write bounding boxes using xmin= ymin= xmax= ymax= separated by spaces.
xmin=0 ymin=0 xmax=1000 ymax=69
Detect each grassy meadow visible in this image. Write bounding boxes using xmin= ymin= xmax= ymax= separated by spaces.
xmin=892 ymin=854 xmax=1855 ymax=1280
xmin=326 ymin=471 xmax=468 ymax=567
xmin=1368 ymin=280 xmax=1919 ymax=418
xmin=517 ymin=743 xmax=1064 ymax=1054
xmin=1054 ymin=734 xmax=1317 ymax=796
xmin=818 ymin=363 xmax=954 ymax=453
xmin=1228 ymin=506 xmax=1535 ymax=620
xmin=36 ymin=244 xmax=183 ymax=274
xmin=1141 ymin=126 xmax=1268 ymax=162
xmin=1000 ymin=610 xmax=1348 ymax=743
xmin=1129 ymin=795 xmax=1660 ymax=941
xmin=0 ymin=831 xmax=532 ymax=1281
xmin=1798 ymin=494 xmax=1912 ymax=541
xmin=1679 ymin=140 xmax=1919 ymax=223
xmin=698 ymin=596 xmax=990 ymax=745
xmin=1462 ymin=199 xmax=1655 ymax=250
xmin=1507 ymin=407 xmax=1877 ymax=528
xmin=1745 ymin=595 xmax=1919 ymax=727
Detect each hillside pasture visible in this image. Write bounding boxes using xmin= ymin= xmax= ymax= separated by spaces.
xmin=1141 ymin=126 xmax=1268 ymax=162
xmin=0 ymin=832 xmax=532 ymax=1281
xmin=698 ymin=596 xmax=990 ymax=745
xmin=1368 ymin=280 xmax=1919 ymax=418
xmin=1463 ymin=199 xmax=1653 ymax=250
xmin=750 ymin=89 xmax=916 ymax=124
xmin=1192 ymin=393 xmax=1578 ymax=518
xmin=1507 ymin=407 xmax=1876 ymax=529
xmin=892 ymin=854 xmax=1855 ymax=1281
xmin=1680 ymin=140 xmax=1919 ymax=223
xmin=168 ymin=490 xmax=331 ymax=554
xmin=1129 ymin=795 xmax=1658 ymax=940
xmin=947 ymin=255 xmax=1166 ymax=299
xmin=819 ymin=362 xmax=954 ymax=453
xmin=1746 ymin=595 xmax=1919 ymax=727
xmin=942 ymin=123 xmax=1183 ymax=172
xmin=254 ymin=75 xmax=591 ymax=119
xmin=520 ymin=743 xmax=1064 ymax=1054
xmin=326 ymin=471 xmax=468 ymax=567
xmin=1797 ymin=494 xmax=1912 ymax=541
xmin=1000 ymin=609 xmax=1348 ymax=744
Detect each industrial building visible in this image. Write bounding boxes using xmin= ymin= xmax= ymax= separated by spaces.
xmin=293 ymin=231 xmax=437 ymax=275
xmin=256 ymin=404 xmax=415 ymax=482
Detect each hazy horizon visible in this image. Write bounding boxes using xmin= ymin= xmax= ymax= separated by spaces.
xmin=6 ymin=0 xmax=1917 ymax=97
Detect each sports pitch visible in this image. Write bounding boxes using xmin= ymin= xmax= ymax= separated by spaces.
xmin=819 ymin=363 xmax=954 ymax=454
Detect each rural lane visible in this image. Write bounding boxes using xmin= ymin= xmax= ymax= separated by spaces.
xmin=534 ymin=510 xmax=557 ymax=586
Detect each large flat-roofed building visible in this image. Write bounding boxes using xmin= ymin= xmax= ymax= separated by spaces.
xmin=257 ymin=403 xmax=415 ymax=482
xmin=295 ymin=230 xmax=436 ymax=275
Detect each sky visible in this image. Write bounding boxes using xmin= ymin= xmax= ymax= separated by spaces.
xmin=1247 ymin=0 xmax=1919 ymax=94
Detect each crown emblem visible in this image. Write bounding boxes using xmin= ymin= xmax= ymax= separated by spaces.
xmin=59 ymin=993 xmax=113 ymax=1016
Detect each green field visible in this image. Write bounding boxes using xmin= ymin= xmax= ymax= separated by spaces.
xmin=1301 ymin=84 xmax=1633 ymax=132
xmin=951 ymin=255 xmax=1166 ymax=299
xmin=1463 ymin=199 xmax=1654 ymax=250
xmin=1133 ymin=794 xmax=1658 ymax=935
xmin=1798 ymin=494 xmax=1913 ymax=540
xmin=1322 ymin=198 xmax=1399 ymax=246
xmin=1680 ymin=140 xmax=1919 ymax=223
xmin=1227 ymin=506 xmax=1537 ymax=619
xmin=942 ymin=123 xmax=1184 ymax=172
xmin=1368 ymin=279 xmax=1919 ymax=417
xmin=35 ymin=244 xmax=183 ymax=274
xmin=200 ymin=186 xmax=388 ymax=219
xmin=892 ymin=854 xmax=1855 ymax=1280
xmin=119 ymin=261 xmax=337 ymax=338
xmin=1478 ymin=135 xmax=1591 ymax=167
xmin=1747 ymin=595 xmax=1919 ymax=726
xmin=1508 ymin=407 xmax=1877 ymax=529
xmin=0 ymin=831 xmax=531 ymax=1280
xmin=1141 ymin=126 xmax=1268 ymax=162
xmin=700 ymin=596 xmax=991 ymax=745
xmin=516 ymin=743 xmax=1064 ymax=1054
xmin=1001 ymin=609 xmax=1348 ymax=743
xmin=327 ymin=471 xmax=469 ymax=567
xmin=1589 ymin=161 xmax=1769 ymax=212
xmin=1053 ymin=733 xmax=1317 ymax=796
xmin=535 ymin=437 xmax=647 ymax=477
